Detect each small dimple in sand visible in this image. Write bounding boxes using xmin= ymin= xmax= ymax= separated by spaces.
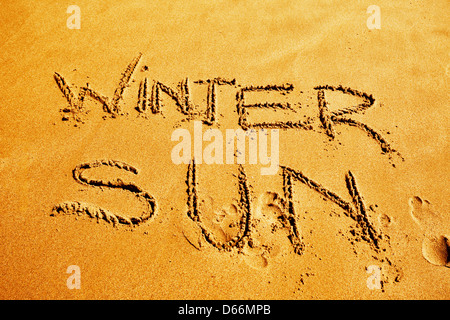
xmin=409 ymin=196 xmax=450 ymax=267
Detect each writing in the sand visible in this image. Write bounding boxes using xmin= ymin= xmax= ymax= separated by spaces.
xmin=52 ymin=53 xmax=400 ymax=255
xmin=52 ymin=158 xmax=384 ymax=256
xmin=54 ymin=53 xmax=402 ymax=161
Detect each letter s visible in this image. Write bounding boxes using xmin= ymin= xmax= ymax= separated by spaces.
xmin=52 ymin=160 xmax=157 ymax=226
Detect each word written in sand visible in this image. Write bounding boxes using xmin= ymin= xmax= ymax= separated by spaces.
xmin=52 ymin=159 xmax=391 ymax=259
xmin=54 ymin=53 xmax=402 ymax=162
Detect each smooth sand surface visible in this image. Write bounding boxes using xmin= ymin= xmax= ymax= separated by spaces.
xmin=0 ymin=0 xmax=448 ymax=299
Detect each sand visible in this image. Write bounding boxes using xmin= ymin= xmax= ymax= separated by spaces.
xmin=0 ymin=0 xmax=448 ymax=300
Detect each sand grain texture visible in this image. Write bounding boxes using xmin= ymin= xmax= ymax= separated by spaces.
xmin=0 ymin=0 xmax=448 ymax=299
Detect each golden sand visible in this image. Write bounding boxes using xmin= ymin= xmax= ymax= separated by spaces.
xmin=0 ymin=0 xmax=448 ymax=299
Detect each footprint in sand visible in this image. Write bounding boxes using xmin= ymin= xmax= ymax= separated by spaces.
xmin=179 ymin=196 xmax=242 ymax=251
xmin=242 ymin=192 xmax=295 ymax=270
xmin=198 ymin=195 xmax=242 ymax=245
xmin=182 ymin=191 xmax=299 ymax=270
xmin=409 ymin=196 xmax=450 ymax=267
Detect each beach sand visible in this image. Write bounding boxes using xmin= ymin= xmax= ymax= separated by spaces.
xmin=0 ymin=0 xmax=448 ymax=299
